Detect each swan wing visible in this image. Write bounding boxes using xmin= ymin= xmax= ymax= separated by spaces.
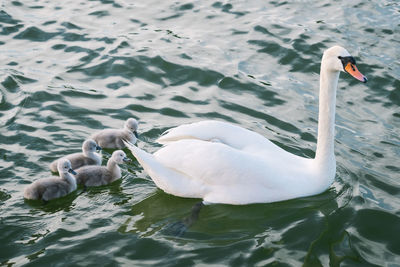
xmin=128 ymin=138 xmax=313 ymax=203
xmin=155 ymin=139 xmax=306 ymax=188
xmin=156 ymin=120 xmax=282 ymax=154
xmin=162 ymin=140 xmax=321 ymax=203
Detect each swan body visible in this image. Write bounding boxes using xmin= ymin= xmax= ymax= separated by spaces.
xmin=74 ymin=150 xmax=131 ymax=187
xmin=24 ymin=159 xmax=77 ymax=201
xmin=125 ymin=46 xmax=367 ymax=205
xmin=50 ymin=139 xmax=102 ymax=173
xmin=91 ymin=118 xmax=138 ymax=149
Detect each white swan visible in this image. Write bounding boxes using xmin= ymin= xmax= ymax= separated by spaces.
xmin=125 ymin=46 xmax=367 ymax=205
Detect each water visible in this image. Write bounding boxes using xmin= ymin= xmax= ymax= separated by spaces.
xmin=1 ymin=0 xmax=399 ymax=266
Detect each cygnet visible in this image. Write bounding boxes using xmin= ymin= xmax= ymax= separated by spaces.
xmin=74 ymin=150 xmax=131 ymax=187
xmin=24 ymin=159 xmax=77 ymax=201
xmin=50 ymin=139 xmax=102 ymax=173
xmin=91 ymin=118 xmax=138 ymax=149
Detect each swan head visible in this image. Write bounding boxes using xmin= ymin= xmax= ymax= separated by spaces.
xmin=322 ymin=46 xmax=367 ymax=83
xmin=111 ymin=150 xmax=131 ymax=164
xmin=82 ymin=139 xmax=101 ymax=154
xmin=57 ymin=158 xmax=77 ymax=175
xmin=124 ymin=118 xmax=139 ymax=138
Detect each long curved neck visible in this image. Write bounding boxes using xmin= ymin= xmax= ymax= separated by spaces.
xmin=315 ymin=63 xmax=339 ymax=168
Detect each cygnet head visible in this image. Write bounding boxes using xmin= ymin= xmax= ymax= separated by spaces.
xmin=111 ymin=150 xmax=131 ymax=164
xmin=322 ymin=46 xmax=367 ymax=83
xmin=57 ymin=158 xmax=77 ymax=175
xmin=82 ymin=139 xmax=102 ymax=154
xmin=124 ymin=118 xmax=139 ymax=138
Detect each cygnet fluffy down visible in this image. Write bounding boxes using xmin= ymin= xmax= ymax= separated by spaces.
xmin=24 ymin=159 xmax=77 ymax=201
xmin=50 ymin=139 xmax=102 ymax=172
xmin=74 ymin=150 xmax=131 ymax=187
xmin=91 ymin=118 xmax=138 ymax=149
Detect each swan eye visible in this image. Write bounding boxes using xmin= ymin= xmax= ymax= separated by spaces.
xmin=338 ymin=56 xmax=356 ymax=67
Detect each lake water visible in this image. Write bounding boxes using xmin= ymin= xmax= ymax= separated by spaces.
xmin=1 ymin=0 xmax=399 ymax=266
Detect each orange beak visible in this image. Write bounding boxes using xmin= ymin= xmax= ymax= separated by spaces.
xmin=345 ymin=63 xmax=367 ymax=83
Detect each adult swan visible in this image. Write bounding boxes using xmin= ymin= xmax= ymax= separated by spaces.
xmin=126 ymin=46 xmax=367 ymax=205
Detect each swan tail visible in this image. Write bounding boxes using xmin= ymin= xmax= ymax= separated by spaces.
xmin=123 ymin=141 xmax=204 ymax=198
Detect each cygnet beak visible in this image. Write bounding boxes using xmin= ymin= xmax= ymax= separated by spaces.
xmin=68 ymin=168 xmax=77 ymax=175
xmin=123 ymin=157 xmax=132 ymax=163
xmin=134 ymin=131 xmax=139 ymax=138
xmin=96 ymin=145 xmax=102 ymax=151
